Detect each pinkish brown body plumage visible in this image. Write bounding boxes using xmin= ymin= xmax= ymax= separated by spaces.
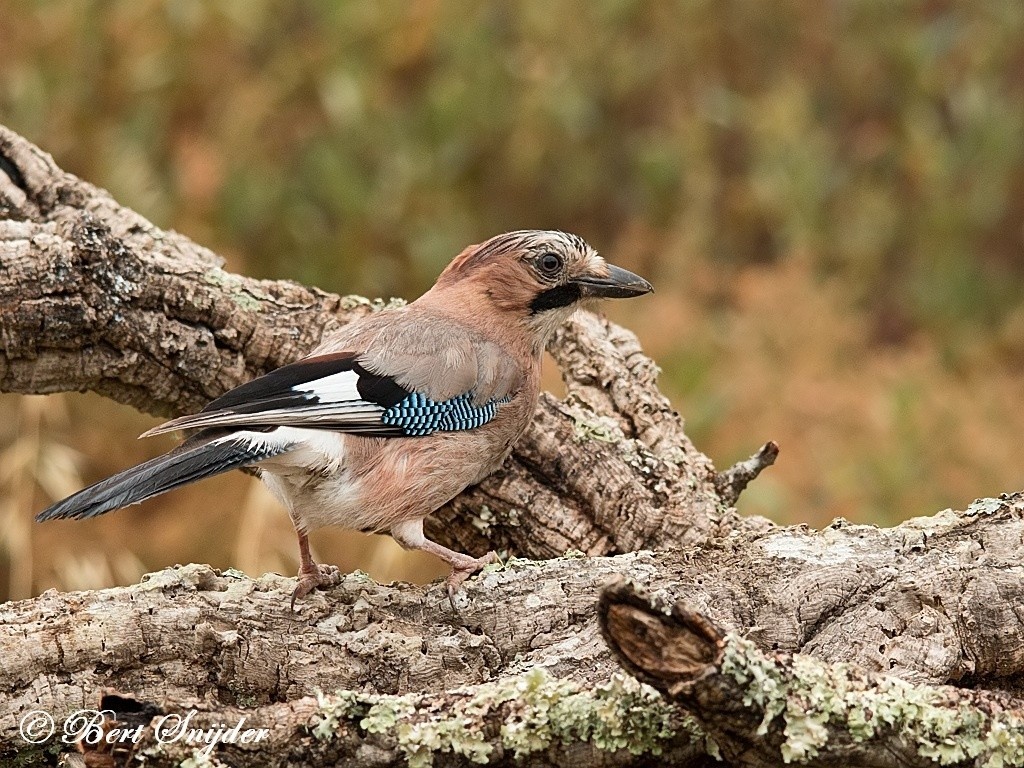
xmin=37 ymin=231 xmax=652 ymax=606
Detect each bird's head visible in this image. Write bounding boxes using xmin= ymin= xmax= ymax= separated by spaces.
xmin=424 ymin=230 xmax=653 ymax=347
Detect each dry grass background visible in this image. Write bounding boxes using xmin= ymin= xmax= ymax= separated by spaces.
xmin=3 ymin=1 xmax=1024 ymax=600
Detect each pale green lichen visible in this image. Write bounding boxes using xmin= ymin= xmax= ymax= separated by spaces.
xmin=672 ymin=711 xmax=721 ymax=761
xmin=493 ymin=555 xmax=544 ymax=572
xmin=720 ymin=634 xmax=1024 ymax=766
xmin=202 ymin=269 xmax=228 ymax=288
xmin=311 ymin=669 xmax=681 ymax=767
xmin=572 ymin=415 xmax=624 ymax=443
xmin=378 ymin=297 xmax=407 ymax=310
xmin=338 ymin=294 xmax=407 ymax=311
xmin=498 ymin=669 xmax=675 ymax=758
xmin=202 ymin=268 xmax=271 ymax=310
xmin=471 ymin=505 xmax=526 ymax=535
xmin=661 ymin=445 xmax=689 ymax=465
xmin=229 ymin=291 xmax=261 ymax=311
xmin=965 ymin=497 xmax=1006 ymax=517
xmin=471 ymin=504 xmax=495 ymax=535
xmin=486 ymin=551 xmax=597 ymax=575
xmin=481 ymin=557 xmax=506 ymax=575
xmin=179 ymin=752 xmax=228 ymax=768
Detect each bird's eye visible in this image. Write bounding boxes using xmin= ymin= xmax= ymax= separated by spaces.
xmin=536 ymin=252 xmax=563 ymax=277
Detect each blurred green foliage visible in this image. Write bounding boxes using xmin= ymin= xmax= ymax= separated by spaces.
xmin=3 ymin=0 xmax=1022 ymax=332
xmin=4 ymin=0 xmax=1024 ymax=597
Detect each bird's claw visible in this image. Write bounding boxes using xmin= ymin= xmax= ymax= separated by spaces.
xmin=446 ymin=551 xmax=498 ymax=611
xmin=290 ymin=563 xmax=341 ymax=611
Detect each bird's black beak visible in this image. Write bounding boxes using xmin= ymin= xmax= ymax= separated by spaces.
xmin=573 ymin=264 xmax=653 ymax=299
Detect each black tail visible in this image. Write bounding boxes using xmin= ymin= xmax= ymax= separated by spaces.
xmin=36 ymin=432 xmax=292 ymax=522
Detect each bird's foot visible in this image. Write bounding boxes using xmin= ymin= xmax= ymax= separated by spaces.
xmin=290 ymin=563 xmax=340 ymax=610
xmin=446 ymin=551 xmax=498 ymax=610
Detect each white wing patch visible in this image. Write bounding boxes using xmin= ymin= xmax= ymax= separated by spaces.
xmin=299 ymin=370 xmax=362 ymax=402
xmin=140 ymin=366 xmax=391 ymax=437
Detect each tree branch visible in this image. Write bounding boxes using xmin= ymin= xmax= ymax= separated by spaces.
xmin=1 ymin=553 xmax=699 ymax=766
xmin=4 ymin=494 xmax=1024 ymax=764
xmin=0 ymin=124 xmax=763 ymax=566
xmin=56 ymin=672 xmax=701 ymax=768
xmin=714 ymin=441 xmax=780 ymax=506
xmin=600 ymin=580 xmax=1024 ymax=768
xmin=5 ymin=124 xmax=1023 ymax=767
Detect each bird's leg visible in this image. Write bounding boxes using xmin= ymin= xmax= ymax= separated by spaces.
xmin=390 ymin=518 xmax=497 ymax=605
xmin=291 ymin=530 xmax=339 ymax=610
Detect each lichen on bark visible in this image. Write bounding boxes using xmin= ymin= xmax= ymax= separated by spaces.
xmin=3 ymin=123 xmax=1024 ymax=768
xmin=312 ymin=669 xmax=687 ymax=768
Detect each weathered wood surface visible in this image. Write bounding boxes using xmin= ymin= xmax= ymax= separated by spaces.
xmin=600 ymin=580 xmax=1024 ymax=768
xmin=2 ymin=124 xmax=1023 ymax=767
xmin=0 ymin=124 xmax=735 ymax=565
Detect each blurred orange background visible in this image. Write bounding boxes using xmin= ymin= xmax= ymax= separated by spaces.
xmin=3 ymin=1 xmax=1024 ymax=600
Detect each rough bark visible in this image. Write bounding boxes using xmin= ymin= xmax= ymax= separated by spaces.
xmin=2 ymin=555 xmax=706 ymax=767
xmin=2 ymin=124 xmax=1024 ymax=768
xmin=0 ymin=123 xmax=733 ymax=565
xmin=600 ymin=581 xmax=1024 ymax=768
xmin=4 ymin=492 xmax=1024 ymax=766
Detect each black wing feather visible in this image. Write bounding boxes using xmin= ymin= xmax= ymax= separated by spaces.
xmin=36 ymin=432 xmax=292 ymax=522
xmin=203 ymin=353 xmax=357 ymax=412
xmin=142 ymin=352 xmax=413 ymax=437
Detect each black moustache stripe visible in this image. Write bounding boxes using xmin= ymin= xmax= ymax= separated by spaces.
xmin=530 ymin=283 xmax=582 ymax=314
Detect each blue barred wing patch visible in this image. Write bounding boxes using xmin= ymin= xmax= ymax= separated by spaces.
xmin=381 ymin=391 xmax=510 ymax=436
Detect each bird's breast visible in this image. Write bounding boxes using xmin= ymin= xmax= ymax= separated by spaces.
xmin=258 ymin=379 xmax=539 ymax=534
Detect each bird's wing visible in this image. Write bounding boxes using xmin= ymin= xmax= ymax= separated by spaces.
xmin=322 ymin=308 xmax=524 ymax=404
xmin=142 ymin=314 xmax=523 ymax=438
xmin=141 ymin=352 xmax=406 ymax=437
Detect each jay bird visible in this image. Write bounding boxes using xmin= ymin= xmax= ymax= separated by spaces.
xmin=37 ymin=230 xmax=652 ymax=606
